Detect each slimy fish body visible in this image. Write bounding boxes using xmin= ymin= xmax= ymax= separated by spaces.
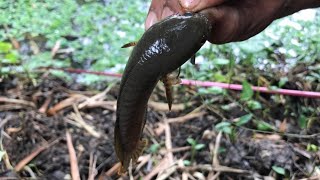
xmin=114 ymin=13 xmax=211 ymax=174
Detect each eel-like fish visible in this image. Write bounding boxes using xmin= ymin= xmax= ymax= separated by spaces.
xmin=114 ymin=13 xmax=211 ymax=174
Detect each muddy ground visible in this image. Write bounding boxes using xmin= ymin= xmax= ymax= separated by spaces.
xmin=0 ymin=72 xmax=319 ymax=180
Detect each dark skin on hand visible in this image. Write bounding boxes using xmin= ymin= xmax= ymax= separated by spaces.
xmin=145 ymin=0 xmax=320 ymax=44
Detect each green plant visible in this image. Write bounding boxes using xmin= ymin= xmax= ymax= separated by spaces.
xmin=186 ymin=137 xmax=205 ymax=164
xmin=272 ymin=165 xmax=286 ymax=176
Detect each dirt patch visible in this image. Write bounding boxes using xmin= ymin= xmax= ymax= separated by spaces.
xmin=0 ymin=74 xmax=319 ymax=179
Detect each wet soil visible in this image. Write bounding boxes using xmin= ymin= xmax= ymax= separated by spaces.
xmin=0 ymin=74 xmax=319 ymax=180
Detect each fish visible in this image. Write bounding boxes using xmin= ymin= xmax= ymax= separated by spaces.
xmin=114 ymin=12 xmax=211 ymax=174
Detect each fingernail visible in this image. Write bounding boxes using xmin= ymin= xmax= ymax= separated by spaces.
xmin=161 ymin=7 xmax=174 ymax=19
xmin=145 ymin=12 xmax=158 ymax=30
xmin=179 ymin=0 xmax=200 ymax=10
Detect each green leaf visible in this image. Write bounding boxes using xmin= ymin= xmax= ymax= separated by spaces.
xmin=198 ymin=87 xmax=225 ymax=95
xmin=256 ymin=121 xmax=274 ymax=131
xmin=235 ymin=114 xmax=253 ymax=126
xmin=272 ymin=166 xmax=285 ymax=175
xmin=247 ymin=100 xmax=262 ymax=110
xmin=213 ymin=58 xmax=230 ymax=65
xmin=183 ymin=160 xmax=191 ymax=166
xmin=298 ymin=115 xmax=307 ymax=129
xmin=215 ymin=122 xmax=232 ymax=134
xmin=213 ymin=71 xmax=228 ymax=82
xmin=187 ymin=138 xmax=196 ymax=146
xmin=241 ymin=81 xmax=253 ymax=101
xmin=194 ymin=144 xmax=205 ymax=150
xmin=215 ymin=122 xmax=231 ymax=129
xmin=149 ymin=144 xmax=160 ymax=154
xmin=218 ymin=147 xmax=226 ymax=154
xmin=307 ymin=144 xmax=318 ymax=152
xmin=278 ymin=77 xmax=288 ymax=87
xmin=0 ymin=42 xmax=12 ymax=53
xmin=4 ymin=52 xmax=19 ymax=63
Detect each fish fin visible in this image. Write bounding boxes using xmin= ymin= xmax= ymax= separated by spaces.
xmin=170 ymin=76 xmax=181 ymax=86
xmin=132 ymin=139 xmax=148 ymax=161
xmin=161 ymin=75 xmax=173 ymax=111
xmin=114 ymin=122 xmax=123 ymax=162
xmin=190 ymin=54 xmax=196 ymax=65
xmin=118 ymin=139 xmax=148 ymax=174
xmin=121 ymin=42 xmax=137 ymax=48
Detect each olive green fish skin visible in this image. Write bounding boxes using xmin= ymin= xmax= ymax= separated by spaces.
xmin=114 ymin=13 xmax=211 ymax=169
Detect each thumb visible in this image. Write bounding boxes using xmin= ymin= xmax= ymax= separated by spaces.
xmin=179 ymin=0 xmax=226 ymax=12
xmin=201 ymin=7 xmax=240 ymax=44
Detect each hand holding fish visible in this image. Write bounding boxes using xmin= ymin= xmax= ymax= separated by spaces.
xmin=145 ymin=0 xmax=320 ymax=44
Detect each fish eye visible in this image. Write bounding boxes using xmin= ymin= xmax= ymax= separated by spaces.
xmin=184 ymin=12 xmax=193 ymax=16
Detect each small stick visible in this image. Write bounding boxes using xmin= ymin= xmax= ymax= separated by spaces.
xmin=70 ymin=104 xmax=101 ymax=138
xmin=167 ymin=112 xmax=206 ymax=124
xmin=178 ymin=164 xmax=249 ymax=174
xmin=14 ymin=139 xmax=59 ymax=172
xmin=66 ymin=131 xmax=80 ymax=180
xmin=88 ymin=152 xmax=97 ymax=180
xmin=38 ymin=95 xmax=52 ymax=113
xmin=105 ymin=162 xmax=121 ymax=177
xmin=0 ymin=97 xmax=35 ymax=107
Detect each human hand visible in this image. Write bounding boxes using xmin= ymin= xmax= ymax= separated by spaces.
xmin=145 ymin=0 xmax=320 ymax=44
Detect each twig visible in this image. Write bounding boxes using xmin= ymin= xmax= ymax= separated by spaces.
xmin=0 ymin=117 xmax=10 ymax=128
xmin=14 ymin=139 xmax=59 ymax=172
xmin=148 ymin=101 xmax=194 ymax=112
xmin=66 ymin=131 xmax=80 ymax=180
xmin=23 ymin=166 xmax=36 ymax=179
xmin=0 ymin=96 xmax=35 ymax=107
xmin=88 ymin=152 xmax=97 ymax=180
xmin=237 ymin=125 xmax=320 ymax=139
xmin=167 ymin=111 xmax=206 ymax=124
xmin=69 ymin=104 xmax=101 ymax=138
xmin=47 ymin=94 xmax=87 ymax=116
xmin=164 ymin=120 xmax=173 ymax=163
xmin=3 ymin=24 xmax=20 ymax=49
xmin=40 ymin=67 xmax=122 ymax=78
xmin=208 ymin=131 xmax=222 ymax=180
xmin=213 ymin=131 xmax=222 ymax=167
xmin=38 ymin=95 xmax=52 ymax=113
xmin=105 ymin=162 xmax=121 ymax=177
xmin=84 ymin=101 xmax=116 ymax=111
xmin=178 ymin=164 xmax=249 ymax=174
xmin=298 ymin=175 xmax=320 ymax=180
xmin=135 ymin=154 xmax=151 ymax=172
xmin=78 ymin=83 xmax=116 ymax=109
xmin=167 ymin=146 xmax=191 ymax=153
xmin=51 ymin=40 xmax=61 ymax=58
xmin=0 ymin=104 xmax=25 ymax=111
xmin=143 ymin=156 xmax=172 ymax=180
xmin=0 ymin=130 xmax=13 ymax=169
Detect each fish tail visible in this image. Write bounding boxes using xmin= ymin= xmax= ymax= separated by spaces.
xmin=118 ymin=139 xmax=148 ymax=174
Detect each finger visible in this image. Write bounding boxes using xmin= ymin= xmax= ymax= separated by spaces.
xmin=200 ymin=7 xmax=239 ymax=44
xmin=145 ymin=11 xmax=158 ymax=30
xmin=145 ymin=0 xmax=184 ymax=30
xmin=145 ymin=0 xmax=165 ymax=30
xmin=161 ymin=0 xmax=185 ymax=19
xmin=179 ymin=0 xmax=226 ymax=12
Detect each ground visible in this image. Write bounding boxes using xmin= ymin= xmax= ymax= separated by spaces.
xmin=0 ymin=72 xmax=319 ymax=180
